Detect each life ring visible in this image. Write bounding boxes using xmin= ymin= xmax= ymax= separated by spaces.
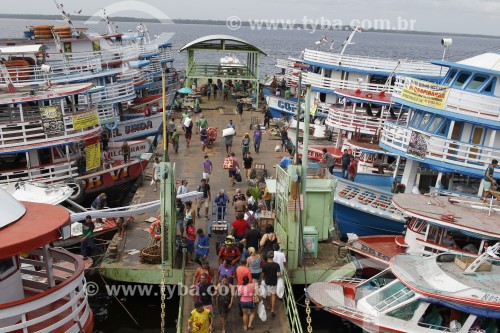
xmin=207 ymin=128 xmax=217 ymax=140
xmin=105 ymin=120 xmax=118 ymax=131
xmin=149 ymin=215 xmax=162 ymax=240
xmin=65 ymin=179 xmax=85 ymax=202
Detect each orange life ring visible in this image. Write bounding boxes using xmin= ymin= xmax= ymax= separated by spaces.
xmin=149 ymin=215 xmax=161 ymax=240
xmin=207 ymin=128 xmax=217 ymax=140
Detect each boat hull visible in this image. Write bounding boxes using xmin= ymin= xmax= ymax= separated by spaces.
xmin=334 ymin=201 xmax=405 ymax=237
xmin=110 ymin=114 xmax=163 ymax=141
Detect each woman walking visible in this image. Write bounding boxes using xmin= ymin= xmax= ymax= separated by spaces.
xmin=259 ymin=224 xmax=280 ymax=261
xmin=246 ymin=247 xmax=262 ymax=282
xmin=243 ymin=152 xmax=253 ymax=181
xmin=241 ymin=133 xmax=251 ymax=157
xmin=237 ymin=276 xmax=256 ymax=331
xmin=185 ymin=219 xmax=196 ymax=264
xmin=215 ymin=275 xmax=233 ymax=333
xmin=184 ymin=201 xmax=196 ymax=236
xmin=193 ymin=260 xmax=214 ymax=285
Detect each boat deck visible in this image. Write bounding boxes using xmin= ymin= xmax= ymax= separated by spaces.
xmin=392 ymin=194 xmax=500 ymax=239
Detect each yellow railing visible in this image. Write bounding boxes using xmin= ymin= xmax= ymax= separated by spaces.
xmin=282 ymin=268 xmax=304 ymax=333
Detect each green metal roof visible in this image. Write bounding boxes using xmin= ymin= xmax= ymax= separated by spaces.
xmin=179 ymin=35 xmax=267 ymax=55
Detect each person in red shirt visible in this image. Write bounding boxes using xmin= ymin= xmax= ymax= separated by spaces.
xmin=348 ymin=156 xmax=358 ymax=182
xmin=218 ymin=236 xmax=241 ymax=266
xmin=235 ymin=257 xmax=253 ymax=285
xmin=231 ymin=212 xmax=249 ymax=241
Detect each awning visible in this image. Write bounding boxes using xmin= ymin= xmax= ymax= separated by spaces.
xmin=0 ymin=44 xmax=44 ymax=55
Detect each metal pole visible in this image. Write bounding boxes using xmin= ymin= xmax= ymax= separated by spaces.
xmin=301 ymin=84 xmax=312 ymax=216
xmin=162 ymin=69 xmax=169 ymax=162
xmin=294 ymin=73 xmax=302 ymax=164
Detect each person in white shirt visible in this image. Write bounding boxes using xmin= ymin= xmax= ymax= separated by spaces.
xmin=177 ymin=180 xmax=189 ymax=201
xmin=272 ymin=243 xmax=286 ymax=272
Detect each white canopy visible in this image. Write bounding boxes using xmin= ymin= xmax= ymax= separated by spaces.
xmin=0 ymin=45 xmax=44 ymax=55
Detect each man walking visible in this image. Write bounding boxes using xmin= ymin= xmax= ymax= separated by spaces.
xmin=202 ymin=155 xmax=213 ymax=182
xmin=341 ymin=149 xmax=351 ymax=179
xmin=197 ymin=179 xmax=211 ymax=218
xmin=195 ymin=228 xmax=210 ymax=265
xmin=79 ymin=215 xmax=103 ymax=259
xmin=228 ymin=152 xmax=239 ymax=187
xmin=320 ymin=148 xmax=335 ymax=175
xmin=482 ymin=159 xmax=498 ymax=200
xmin=348 ymin=156 xmax=358 ymax=181
xmin=253 ymin=127 xmax=262 ymax=154
xmin=262 ymin=251 xmax=281 ymax=318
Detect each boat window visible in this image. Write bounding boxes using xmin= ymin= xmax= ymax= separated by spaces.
xmin=452 ymin=71 xmax=471 ymax=88
xmin=387 ymin=300 xmax=421 ymax=321
xmin=436 ymin=120 xmax=450 ymax=137
xmin=410 ymin=110 xmax=424 ymax=127
xmin=419 ymin=113 xmax=432 ymax=129
xmin=366 ymin=281 xmax=415 ymax=310
xmin=444 ymin=69 xmax=457 ymax=85
xmin=426 ymin=116 xmax=443 ymax=132
xmin=0 ymin=257 xmax=16 ymax=280
xmin=480 ymin=78 xmax=496 ymax=95
xmin=465 ymin=74 xmax=488 ymax=91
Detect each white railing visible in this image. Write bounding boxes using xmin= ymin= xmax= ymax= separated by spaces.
xmin=97 ymin=104 xmax=118 ymax=124
xmin=0 ymin=109 xmax=101 ymax=153
xmin=326 ymin=106 xmax=387 ymax=134
xmin=153 ymin=50 xmax=175 ymax=62
xmin=381 ymin=122 xmax=500 ymax=174
xmin=0 ymin=161 xmax=78 ymax=185
xmin=1 ymin=58 xmax=103 ymax=86
xmin=276 ymin=58 xmax=295 ymax=69
xmin=288 ymin=72 xmax=396 ymax=94
xmin=86 ymin=80 xmax=136 ymax=105
xmin=0 ymin=248 xmax=91 ymax=333
xmin=393 ymin=77 xmax=500 ymax=121
xmin=303 ymin=49 xmax=443 ymax=77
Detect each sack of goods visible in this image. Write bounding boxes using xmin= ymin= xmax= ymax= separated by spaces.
xmin=223 ymin=157 xmax=234 ymax=169
xmin=222 ymin=127 xmax=235 ymax=137
xmin=184 ymin=118 xmax=192 ymax=127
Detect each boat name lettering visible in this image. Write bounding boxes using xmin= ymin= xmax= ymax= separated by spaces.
xmin=110 ymin=144 xmax=147 ymax=158
xmin=277 ymin=100 xmax=298 ymax=113
xmin=125 ymin=121 xmax=153 ymax=134
xmin=360 ymin=243 xmax=391 ymax=261
xmin=481 ymin=293 xmax=500 ymax=302
xmin=82 ymin=166 xmax=130 ymax=189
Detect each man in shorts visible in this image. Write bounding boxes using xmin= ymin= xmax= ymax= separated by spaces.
xmin=482 ymin=159 xmax=498 ymax=200
xmin=262 ymin=251 xmax=281 ymax=317
xmin=197 ymin=179 xmax=211 ymax=218
xmin=228 ymin=152 xmax=239 ymax=187
xmin=202 ymin=155 xmax=212 ymax=182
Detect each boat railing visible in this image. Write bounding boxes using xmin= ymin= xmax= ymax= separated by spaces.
xmin=373 ymin=286 xmax=414 ymax=312
xmin=0 ymin=108 xmax=101 ymax=152
xmin=417 ymin=322 xmax=452 ymax=332
xmin=393 ymin=77 xmax=500 ymax=121
xmin=281 ymin=268 xmax=304 ymax=333
xmin=82 ymin=80 xmax=136 ymax=105
xmin=0 ymin=58 xmax=103 ymax=85
xmin=303 ymin=49 xmax=443 ymax=77
xmin=381 ymin=122 xmax=500 ymax=174
xmin=276 ymin=58 xmax=295 ymax=69
xmin=330 ymin=277 xmax=365 ymax=284
xmin=0 ymin=248 xmax=91 ymax=333
xmin=325 ymin=105 xmax=388 ymax=134
xmin=153 ymin=49 xmax=175 ymax=62
xmin=0 ymin=160 xmax=78 ymax=185
xmin=332 ymin=305 xmax=375 ymax=323
xmin=296 ymin=72 xmax=396 ymax=94
xmin=96 ymin=104 xmax=118 ymax=124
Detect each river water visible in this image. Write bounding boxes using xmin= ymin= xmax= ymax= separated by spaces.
xmin=2 ymin=17 xmax=498 ymax=332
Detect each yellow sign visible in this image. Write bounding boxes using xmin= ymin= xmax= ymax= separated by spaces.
xmin=73 ymin=110 xmax=99 ymax=130
xmin=400 ymin=78 xmax=449 ymax=110
xmin=86 ymin=142 xmax=101 ymax=171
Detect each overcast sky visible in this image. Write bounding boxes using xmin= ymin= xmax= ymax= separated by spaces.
xmin=6 ymin=0 xmax=500 ymax=36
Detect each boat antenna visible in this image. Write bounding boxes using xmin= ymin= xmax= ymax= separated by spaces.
xmin=101 ymin=8 xmax=118 ymax=35
xmin=52 ymin=0 xmax=75 ymax=30
xmin=340 ymin=26 xmax=361 ymax=55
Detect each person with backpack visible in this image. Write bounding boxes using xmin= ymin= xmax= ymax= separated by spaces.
xmin=218 ymin=235 xmax=241 ymax=267
xmin=196 ymin=179 xmax=211 ymax=218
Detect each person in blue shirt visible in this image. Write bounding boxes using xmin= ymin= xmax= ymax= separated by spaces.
xmin=341 ymin=149 xmax=352 ymax=179
xmin=195 ymin=228 xmax=210 ymax=265
xmin=253 ymin=128 xmax=262 ymax=154
xmin=214 ymin=189 xmax=229 ymax=220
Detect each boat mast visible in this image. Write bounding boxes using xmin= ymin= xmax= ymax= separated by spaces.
xmin=340 ymin=26 xmax=361 ymax=56
xmin=52 ymin=0 xmax=75 ymax=30
xmin=101 ymin=9 xmax=118 ymax=36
